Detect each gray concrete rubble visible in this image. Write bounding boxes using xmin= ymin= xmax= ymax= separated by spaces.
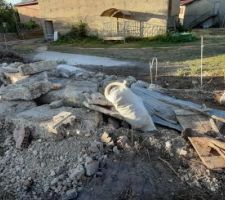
xmin=56 ymin=64 xmax=88 ymax=78
xmin=1 ymin=58 xmax=225 ymax=200
xmin=63 ymin=80 xmax=98 ymax=107
xmin=0 ymin=72 xmax=52 ymax=100
xmin=10 ymin=105 xmax=102 ymax=139
xmin=19 ymin=61 xmax=57 ymax=75
xmin=3 ymin=72 xmax=29 ymax=84
xmin=0 ymin=101 xmax=36 ymax=117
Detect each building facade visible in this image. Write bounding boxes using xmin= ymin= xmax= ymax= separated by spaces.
xmin=37 ymin=0 xmax=179 ymax=38
xmin=179 ymin=0 xmax=225 ymax=29
xmin=15 ymin=1 xmax=41 ymax=25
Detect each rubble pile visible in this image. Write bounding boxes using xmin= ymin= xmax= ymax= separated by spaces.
xmin=0 ymin=61 xmax=108 ymax=199
xmin=0 ymin=60 xmax=225 ymax=199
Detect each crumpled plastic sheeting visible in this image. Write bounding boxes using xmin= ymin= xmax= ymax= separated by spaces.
xmin=131 ymin=83 xmax=225 ymax=131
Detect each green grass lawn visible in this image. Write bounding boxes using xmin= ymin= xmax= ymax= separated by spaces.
xmin=177 ymin=54 xmax=225 ymax=77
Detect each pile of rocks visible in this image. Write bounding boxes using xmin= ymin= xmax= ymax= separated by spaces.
xmin=0 ymin=61 xmax=104 ymax=141
xmin=0 ymin=61 xmax=108 ymax=199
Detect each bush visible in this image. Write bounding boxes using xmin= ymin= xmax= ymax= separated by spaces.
xmin=59 ymin=21 xmax=88 ymax=41
xmin=20 ymin=19 xmax=39 ymax=30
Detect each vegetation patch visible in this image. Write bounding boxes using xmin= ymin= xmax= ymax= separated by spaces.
xmin=127 ymin=32 xmax=198 ymax=43
xmin=177 ymin=54 xmax=225 ymax=77
xmin=20 ymin=19 xmax=40 ymax=30
xmin=52 ymin=30 xmax=198 ymax=48
xmin=0 ymin=1 xmax=19 ymax=33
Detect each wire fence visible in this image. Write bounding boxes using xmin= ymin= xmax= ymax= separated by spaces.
xmin=101 ymin=21 xmax=167 ymax=38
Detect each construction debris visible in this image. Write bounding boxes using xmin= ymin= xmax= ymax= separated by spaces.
xmin=19 ymin=61 xmax=57 ymax=75
xmin=0 ymin=58 xmax=225 ymax=199
xmin=0 ymin=72 xmax=52 ymax=100
xmin=189 ymin=137 xmax=225 ymax=170
xmin=104 ymin=81 xmax=156 ymax=132
xmin=56 ymin=64 xmax=87 ymax=78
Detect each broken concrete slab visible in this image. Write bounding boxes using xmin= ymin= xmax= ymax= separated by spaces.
xmin=84 ymin=92 xmax=112 ymax=107
xmin=19 ymin=61 xmax=57 ymax=76
xmin=0 ymin=101 xmax=36 ymax=117
xmin=0 ymin=62 xmax=24 ymax=84
xmin=1 ymin=62 xmax=22 ymax=73
xmin=9 ymin=105 xmax=102 ymax=139
xmin=64 ymin=80 xmax=98 ymax=107
xmin=0 ymin=72 xmax=52 ymax=100
xmin=56 ymin=64 xmax=87 ymax=78
xmin=49 ymin=100 xmax=64 ymax=109
xmin=4 ymin=72 xmax=29 ymax=84
xmin=38 ymin=80 xmax=98 ymax=106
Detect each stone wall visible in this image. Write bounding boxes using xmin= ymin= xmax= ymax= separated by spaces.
xmin=179 ymin=0 xmax=225 ymax=28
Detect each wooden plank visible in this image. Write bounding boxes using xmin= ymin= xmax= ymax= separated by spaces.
xmin=175 ymin=109 xmax=217 ymax=134
xmin=189 ymin=137 xmax=225 ymax=170
xmin=103 ymin=36 xmax=125 ymax=41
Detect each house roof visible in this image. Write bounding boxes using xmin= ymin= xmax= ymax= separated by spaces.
xmin=180 ymin=0 xmax=195 ymax=6
xmin=15 ymin=0 xmax=38 ymax=7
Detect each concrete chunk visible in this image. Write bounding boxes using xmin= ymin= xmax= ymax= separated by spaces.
xmin=10 ymin=105 xmax=102 ymax=139
xmin=19 ymin=61 xmax=57 ymax=75
xmin=4 ymin=72 xmax=29 ymax=84
xmin=64 ymin=80 xmax=98 ymax=107
xmin=0 ymin=101 xmax=36 ymax=117
xmin=0 ymin=72 xmax=52 ymax=100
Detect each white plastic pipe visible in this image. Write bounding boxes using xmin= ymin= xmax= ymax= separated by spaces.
xmin=200 ymin=36 xmax=204 ymax=87
xmin=149 ymin=57 xmax=158 ymax=84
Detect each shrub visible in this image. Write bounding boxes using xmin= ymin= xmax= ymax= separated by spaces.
xmin=60 ymin=21 xmax=88 ymax=41
xmin=21 ymin=19 xmax=39 ymax=30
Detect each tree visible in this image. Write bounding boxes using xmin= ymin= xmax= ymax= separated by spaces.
xmin=0 ymin=0 xmax=19 ymax=33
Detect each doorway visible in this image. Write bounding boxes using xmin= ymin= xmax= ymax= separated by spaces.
xmin=44 ymin=20 xmax=54 ymax=40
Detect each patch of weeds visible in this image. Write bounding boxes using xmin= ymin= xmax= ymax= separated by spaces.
xmin=151 ymin=32 xmax=198 ymax=43
xmin=54 ymin=21 xmax=89 ymax=44
xmin=20 ymin=19 xmax=39 ymax=30
xmin=177 ymin=68 xmax=188 ymax=77
xmin=127 ymin=32 xmax=198 ymax=44
xmin=177 ymin=53 xmax=225 ymax=77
